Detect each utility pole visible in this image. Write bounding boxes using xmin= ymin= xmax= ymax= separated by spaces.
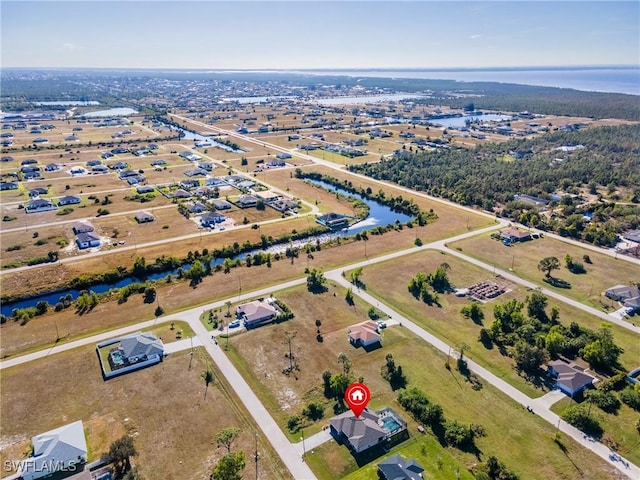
xmin=285 ymin=331 xmax=297 ymax=372
xmin=254 ymin=432 xmax=259 ymax=480
xmin=188 ymin=336 xmax=194 ymax=370
xmin=301 ymin=428 xmax=306 ymax=461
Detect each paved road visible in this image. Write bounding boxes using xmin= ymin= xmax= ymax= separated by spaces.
xmin=432 ymin=242 xmax=640 ymax=334
xmin=326 ymin=271 xmax=639 ymax=480
xmin=1 ymin=144 xmax=319 ymax=275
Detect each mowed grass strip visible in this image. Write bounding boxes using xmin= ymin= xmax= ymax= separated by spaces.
xmin=354 ymin=249 xmax=640 ymax=397
xmin=450 ymin=233 xmax=640 ymax=311
xmin=0 ymin=345 xmax=291 ymax=480
xmin=224 ymin=284 xmax=621 ymax=480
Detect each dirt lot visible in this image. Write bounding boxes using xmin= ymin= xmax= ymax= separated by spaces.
xmin=0 ymin=346 xmax=290 ymax=479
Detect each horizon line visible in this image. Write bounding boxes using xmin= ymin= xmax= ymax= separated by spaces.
xmin=1 ymin=64 xmax=638 ymax=72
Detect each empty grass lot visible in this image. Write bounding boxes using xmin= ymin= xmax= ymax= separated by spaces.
xmin=352 ymin=250 xmax=640 ymax=398
xmin=223 ymin=284 xmax=622 ymax=480
xmin=0 ymin=345 xmax=291 ymax=480
xmin=551 ymin=397 xmax=640 ymax=466
xmin=449 ymin=233 xmax=640 ymax=311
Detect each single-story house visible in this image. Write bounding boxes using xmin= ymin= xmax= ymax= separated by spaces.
xmin=206 ymin=177 xmax=226 ymax=188
xmin=513 ymin=194 xmax=549 ymax=208
xmin=44 ymin=163 xmax=60 ymax=171
xmin=271 ymin=198 xmax=297 ymax=212
xmin=150 ymin=160 xmax=166 ymax=167
xmin=201 ymin=212 xmax=226 ymax=227
xmin=0 ymin=181 xmax=19 ymax=190
xmin=136 ymin=185 xmax=155 ymax=194
xmin=317 ymin=212 xmax=349 ymax=229
xmin=621 ymin=230 xmax=640 ymax=244
xmin=26 ymin=198 xmax=57 ymax=213
xmin=236 ymin=299 xmax=279 ymax=328
xmin=267 ymin=159 xmax=286 ymax=167
xmin=189 ymin=202 xmax=207 ymax=214
xmin=73 ymin=222 xmax=94 ymax=234
xmin=92 ymin=165 xmax=109 ymax=173
xmin=329 ymin=407 xmax=407 ymax=454
xmin=134 ymin=211 xmax=154 ymax=223
xmin=76 ymin=232 xmax=101 ymax=249
xmin=547 ymin=360 xmax=595 ymax=397
xmin=605 ymin=285 xmax=640 ymax=313
xmin=348 ymin=320 xmax=381 ymax=348
xmin=184 ymin=168 xmax=208 ymax=177
xmin=212 ymin=199 xmax=232 ymax=210
xmin=500 ymin=228 xmax=532 ymax=243
xmin=87 ymin=160 xmax=102 ymax=167
xmin=180 ymin=179 xmax=200 ymax=189
xmin=172 ymin=189 xmax=192 ymax=199
xmin=237 ymin=194 xmax=258 ymax=208
xmin=255 ymin=191 xmax=280 ymax=203
xmin=605 ymin=285 xmax=640 ymax=302
xmin=237 ymin=180 xmax=256 ymax=190
xmin=18 ymin=420 xmax=88 ymax=480
xmin=110 ymin=162 xmax=128 ymax=170
xmin=377 ymin=454 xmax=424 ymax=480
xmin=58 ymin=195 xmax=81 ymax=206
xmin=118 ymin=332 xmax=164 ymax=363
xmin=29 ymin=187 xmax=48 ymax=197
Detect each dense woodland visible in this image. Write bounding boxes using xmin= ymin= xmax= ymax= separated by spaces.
xmin=351 ymin=124 xmax=640 ymax=246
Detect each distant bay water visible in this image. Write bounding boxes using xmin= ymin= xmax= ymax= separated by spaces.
xmin=296 ymin=67 xmax=639 ymax=96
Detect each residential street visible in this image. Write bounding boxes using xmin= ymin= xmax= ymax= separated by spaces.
xmin=2 ymin=123 xmax=639 ymax=478
xmin=2 ymin=218 xmax=638 ymax=479
xmin=327 ymin=271 xmax=639 ymax=480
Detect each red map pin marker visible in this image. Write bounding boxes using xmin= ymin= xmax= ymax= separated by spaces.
xmin=344 ymin=382 xmax=371 ymax=418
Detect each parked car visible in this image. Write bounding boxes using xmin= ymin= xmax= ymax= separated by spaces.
xmin=229 ymin=320 xmax=241 ymax=329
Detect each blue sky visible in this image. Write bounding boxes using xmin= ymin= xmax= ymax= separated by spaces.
xmin=1 ymin=1 xmax=638 ymax=69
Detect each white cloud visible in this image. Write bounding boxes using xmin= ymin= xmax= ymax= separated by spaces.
xmin=62 ymin=43 xmax=86 ymax=52
xmin=470 ymin=34 xmax=483 ymax=40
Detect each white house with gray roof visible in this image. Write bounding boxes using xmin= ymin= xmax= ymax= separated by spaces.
xmin=18 ymin=420 xmax=87 ymax=480
xmin=236 ymin=299 xmax=279 ymax=328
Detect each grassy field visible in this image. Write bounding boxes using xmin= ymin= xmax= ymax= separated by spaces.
xmin=352 ymin=249 xmax=640 ymax=396
xmin=337 ymin=437 xmax=474 ymax=480
xmin=222 ymin=284 xmax=623 ymax=480
xmin=449 ymin=233 xmax=640 ymax=311
xmin=551 ymin=396 xmax=640 ymax=466
xmin=0 ymin=345 xmax=291 ymax=480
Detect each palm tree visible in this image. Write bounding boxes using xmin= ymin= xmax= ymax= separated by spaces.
xmin=202 ymin=369 xmax=214 ymax=399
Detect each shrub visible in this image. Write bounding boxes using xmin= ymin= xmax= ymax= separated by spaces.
xmin=561 ymin=404 xmax=603 ymax=438
xmin=302 ymin=401 xmax=325 ymax=421
xmin=57 ymin=207 xmax=74 ymax=216
xmin=287 ymin=415 xmax=301 ymax=433
xmin=619 ymin=386 xmax=640 ymax=411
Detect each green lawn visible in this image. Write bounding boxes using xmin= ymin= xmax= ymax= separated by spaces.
xmin=551 ymin=396 xmax=640 ymax=465
xmin=222 ymin=283 xmax=622 ymax=479
xmin=449 ymin=233 xmax=640 ymax=311
xmin=340 ymin=437 xmax=474 ymax=480
xmin=354 ymin=249 xmax=640 ymax=396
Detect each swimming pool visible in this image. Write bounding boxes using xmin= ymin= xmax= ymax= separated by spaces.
xmin=382 ymin=415 xmax=402 ymax=433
